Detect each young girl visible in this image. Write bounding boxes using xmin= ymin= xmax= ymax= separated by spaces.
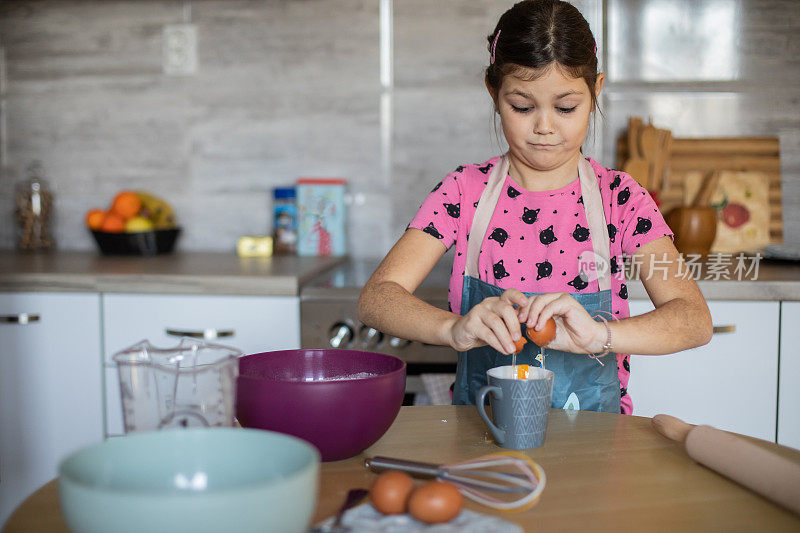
xmin=358 ymin=0 xmax=712 ymax=414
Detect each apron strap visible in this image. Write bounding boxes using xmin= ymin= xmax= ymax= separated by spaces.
xmin=578 ymin=157 xmax=612 ymax=292
xmin=465 ymin=156 xmax=509 ymax=278
xmin=464 ymin=154 xmax=612 ymax=292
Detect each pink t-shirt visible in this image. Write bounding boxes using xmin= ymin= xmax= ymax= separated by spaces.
xmin=409 ymin=155 xmax=673 ymax=414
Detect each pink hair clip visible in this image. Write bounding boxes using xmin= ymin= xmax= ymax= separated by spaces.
xmin=594 ymin=43 xmax=597 ymax=55
xmin=490 ymin=30 xmax=501 ymax=65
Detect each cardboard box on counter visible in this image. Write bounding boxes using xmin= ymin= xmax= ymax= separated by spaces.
xmin=296 ymin=178 xmax=346 ymax=257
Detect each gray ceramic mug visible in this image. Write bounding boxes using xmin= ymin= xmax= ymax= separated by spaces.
xmin=476 ymin=365 xmax=554 ymax=449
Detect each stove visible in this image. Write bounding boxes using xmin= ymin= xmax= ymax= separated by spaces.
xmin=300 ymin=259 xmax=457 ymax=403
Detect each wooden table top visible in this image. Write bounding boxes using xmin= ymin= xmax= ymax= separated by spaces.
xmin=4 ymin=406 xmax=800 ymax=532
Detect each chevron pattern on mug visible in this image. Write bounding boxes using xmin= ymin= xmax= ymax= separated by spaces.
xmin=477 ymin=365 xmax=554 ymax=449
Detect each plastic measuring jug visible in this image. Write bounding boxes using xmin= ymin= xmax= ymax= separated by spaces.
xmin=113 ymin=338 xmax=242 ymax=433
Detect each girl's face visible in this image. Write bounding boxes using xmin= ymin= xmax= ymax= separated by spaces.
xmin=490 ymin=65 xmax=604 ymax=179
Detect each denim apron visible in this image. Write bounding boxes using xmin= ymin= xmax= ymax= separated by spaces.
xmin=453 ymin=154 xmax=621 ymax=412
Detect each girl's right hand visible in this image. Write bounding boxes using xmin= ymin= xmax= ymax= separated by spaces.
xmin=446 ymin=289 xmax=529 ymax=354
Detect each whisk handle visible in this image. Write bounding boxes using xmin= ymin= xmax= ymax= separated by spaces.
xmin=365 ymin=456 xmax=443 ymax=478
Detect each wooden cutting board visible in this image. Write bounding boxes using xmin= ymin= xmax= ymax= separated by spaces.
xmin=684 ymin=171 xmax=771 ymax=253
xmin=616 ymin=136 xmax=783 ymax=252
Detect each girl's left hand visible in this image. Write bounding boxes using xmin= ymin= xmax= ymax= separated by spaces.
xmin=504 ymin=291 xmax=606 ymax=354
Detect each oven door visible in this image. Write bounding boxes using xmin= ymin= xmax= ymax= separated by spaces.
xmin=300 ymin=298 xmax=457 ymax=405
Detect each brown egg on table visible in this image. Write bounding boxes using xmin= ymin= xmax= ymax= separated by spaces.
xmin=527 ymin=317 xmax=556 ymax=347
xmin=370 ymin=470 xmax=415 ymax=515
xmin=408 ymin=480 xmax=463 ymax=524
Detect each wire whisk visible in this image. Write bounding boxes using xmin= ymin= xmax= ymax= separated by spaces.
xmin=365 ymin=451 xmax=546 ymax=511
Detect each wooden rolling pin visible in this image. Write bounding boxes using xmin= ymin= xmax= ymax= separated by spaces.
xmin=652 ymin=414 xmax=800 ymax=516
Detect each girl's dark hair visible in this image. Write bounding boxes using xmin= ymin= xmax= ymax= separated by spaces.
xmin=486 ymin=0 xmax=600 ymax=111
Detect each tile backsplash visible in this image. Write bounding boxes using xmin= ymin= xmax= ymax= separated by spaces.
xmin=1 ymin=0 xmax=798 ymax=257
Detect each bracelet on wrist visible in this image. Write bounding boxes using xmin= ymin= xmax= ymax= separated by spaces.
xmin=598 ymin=316 xmax=612 ymax=356
xmin=586 ymin=316 xmax=613 ymax=365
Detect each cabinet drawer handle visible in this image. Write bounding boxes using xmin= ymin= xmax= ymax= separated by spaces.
xmin=712 ymin=325 xmax=735 ymax=334
xmin=1 ymin=313 xmax=40 ymax=324
xmin=165 ymin=328 xmax=234 ymax=339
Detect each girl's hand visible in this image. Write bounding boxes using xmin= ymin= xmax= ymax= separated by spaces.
xmin=447 ymin=289 xmax=529 ymax=354
xmin=516 ymin=292 xmax=606 ymax=354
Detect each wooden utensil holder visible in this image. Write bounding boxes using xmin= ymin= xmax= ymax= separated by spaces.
xmin=665 ymin=206 xmax=718 ymax=257
xmin=617 ymin=136 xmax=783 ymax=248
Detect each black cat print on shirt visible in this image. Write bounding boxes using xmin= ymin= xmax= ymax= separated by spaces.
xmin=493 ymin=260 xmax=510 ymax=280
xmin=423 ymin=222 xmax=443 ymax=239
xmin=444 ymin=202 xmax=460 ymax=218
xmin=522 ymin=207 xmax=540 ymax=224
xmin=489 ymin=227 xmax=509 ymax=247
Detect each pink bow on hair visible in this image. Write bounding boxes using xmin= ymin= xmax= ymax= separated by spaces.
xmin=490 ymin=30 xmax=501 ymax=65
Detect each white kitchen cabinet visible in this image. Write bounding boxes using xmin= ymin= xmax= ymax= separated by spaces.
xmin=778 ymin=302 xmax=800 ymax=450
xmin=102 ymin=293 xmax=300 ymax=359
xmin=104 ymin=367 xmax=125 ymax=437
xmin=101 ymin=293 xmax=300 ymax=436
xmin=626 ymin=300 xmax=779 ymax=441
xmin=0 ymin=293 xmax=104 ymax=527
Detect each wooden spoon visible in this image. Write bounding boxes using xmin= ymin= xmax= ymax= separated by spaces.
xmin=639 ymin=123 xmax=660 ymax=189
xmin=691 ymin=170 xmax=721 ymax=208
xmin=623 ymin=158 xmax=650 ymax=189
xmin=624 ymin=117 xmax=650 ymax=188
xmin=639 ymin=123 xmax=659 ymax=156
xmin=650 ymin=129 xmax=668 ymax=195
xmin=652 ymin=414 xmax=800 ymax=516
xmin=655 ymin=130 xmax=673 ymax=194
xmin=628 ymin=117 xmax=643 ymax=159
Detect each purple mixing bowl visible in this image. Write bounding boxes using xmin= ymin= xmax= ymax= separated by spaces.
xmin=236 ymin=349 xmax=406 ymax=462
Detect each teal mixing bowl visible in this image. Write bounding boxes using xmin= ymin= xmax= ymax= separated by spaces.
xmin=58 ymin=428 xmax=319 ymax=533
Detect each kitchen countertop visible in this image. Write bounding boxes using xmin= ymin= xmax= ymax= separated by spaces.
xmin=302 ymin=257 xmax=800 ymax=301
xmin=301 ymin=258 xmax=453 ymax=301
xmin=5 ymin=406 xmax=799 ymax=532
xmin=1 ymin=250 xmax=798 ymax=300
xmin=0 ymin=251 xmax=346 ymax=296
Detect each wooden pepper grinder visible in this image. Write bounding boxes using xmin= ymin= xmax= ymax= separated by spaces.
xmin=15 ymin=161 xmax=55 ymax=250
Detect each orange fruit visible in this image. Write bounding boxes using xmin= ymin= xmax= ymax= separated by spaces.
xmin=100 ymin=212 xmax=126 ymax=233
xmin=85 ymin=209 xmax=106 ymax=230
xmin=109 ymin=191 xmax=142 ymax=219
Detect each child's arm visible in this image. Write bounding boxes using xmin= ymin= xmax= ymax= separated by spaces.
xmin=609 ymin=235 xmax=713 ymax=354
xmin=520 ymin=236 xmax=713 ymax=355
xmin=358 ymin=229 xmax=528 ymax=355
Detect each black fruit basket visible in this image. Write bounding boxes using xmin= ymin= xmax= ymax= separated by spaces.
xmin=91 ymin=228 xmax=181 ymax=256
